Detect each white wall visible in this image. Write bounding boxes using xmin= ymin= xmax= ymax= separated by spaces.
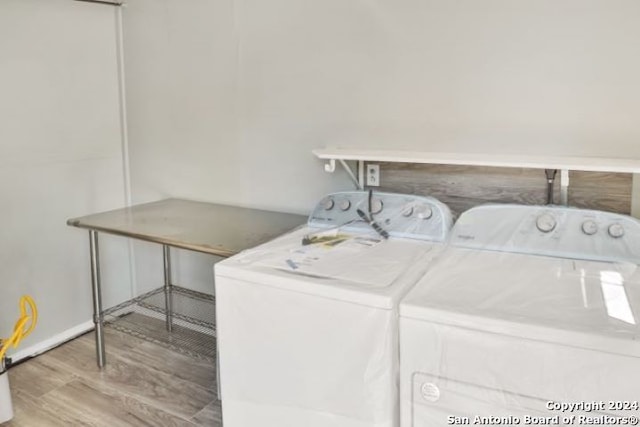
xmin=233 ymin=0 xmax=640 ymax=158
xmin=125 ymin=0 xmax=640 ymax=205
xmin=123 ymin=0 xmax=640 ymax=293
xmin=321 ymin=0 xmax=640 ymax=157
xmin=0 ymin=0 xmax=131 ymax=358
xmin=123 ymin=0 xmax=348 ymax=212
xmin=123 ymin=0 xmax=347 ymax=294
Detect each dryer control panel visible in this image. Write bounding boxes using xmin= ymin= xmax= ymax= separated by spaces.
xmin=308 ymin=191 xmax=453 ymax=242
xmin=451 ymin=204 xmax=640 ymax=264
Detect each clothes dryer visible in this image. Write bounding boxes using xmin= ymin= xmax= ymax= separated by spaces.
xmin=399 ymin=204 xmax=640 ymax=426
xmin=215 ymin=191 xmax=453 ymax=427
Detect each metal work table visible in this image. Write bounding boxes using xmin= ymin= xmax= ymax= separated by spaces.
xmin=67 ymin=198 xmax=306 ymax=367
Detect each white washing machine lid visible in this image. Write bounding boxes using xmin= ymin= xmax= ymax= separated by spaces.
xmin=400 ymin=248 xmax=640 ymax=357
xmin=216 ymin=227 xmax=442 ymax=309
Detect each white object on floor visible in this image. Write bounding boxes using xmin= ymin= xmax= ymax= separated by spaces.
xmin=215 ymin=191 xmax=453 ymax=427
xmin=0 ymin=370 xmax=13 ymax=423
xmin=399 ymin=204 xmax=640 ymax=426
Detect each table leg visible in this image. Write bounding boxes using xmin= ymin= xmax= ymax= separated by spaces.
xmin=163 ymin=245 xmax=173 ymax=332
xmin=89 ymin=230 xmax=106 ymax=368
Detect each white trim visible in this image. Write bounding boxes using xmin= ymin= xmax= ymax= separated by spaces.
xmin=8 ymin=321 xmax=94 ymax=363
xmin=313 ymin=148 xmax=640 ymax=174
xmin=115 ymin=6 xmax=131 ymax=209
xmin=114 ymin=6 xmax=138 ymax=300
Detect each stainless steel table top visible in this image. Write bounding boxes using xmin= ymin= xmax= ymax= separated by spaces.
xmin=67 ymin=198 xmax=307 ymax=257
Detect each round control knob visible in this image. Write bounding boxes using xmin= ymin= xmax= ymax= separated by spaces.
xmin=322 ymin=198 xmax=334 ymax=211
xmin=608 ymin=223 xmax=625 ymax=238
xmin=415 ymin=205 xmax=433 ymax=220
xmin=581 ymin=220 xmax=598 ymax=236
xmin=339 ymin=200 xmax=351 ymax=211
xmin=420 ymin=382 xmax=441 ymax=403
xmin=370 ymin=198 xmax=383 ymax=215
xmin=536 ymin=213 xmax=557 ymax=233
xmin=402 ymin=206 xmax=414 ymax=217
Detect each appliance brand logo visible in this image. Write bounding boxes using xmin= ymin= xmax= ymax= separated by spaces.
xmin=310 ymin=216 xmax=334 ymax=222
xmin=456 ymin=234 xmax=475 ymax=240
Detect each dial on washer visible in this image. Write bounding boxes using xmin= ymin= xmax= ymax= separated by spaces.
xmin=581 ymin=220 xmax=598 ymax=236
xmin=322 ymin=198 xmax=335 ymax=211
xmin=536 ymin=213 xmax=557 ymax=233
xmin=415 ymin=205 xmax=433 ymax=220
xmin=339 ymin=200 xmax=351 ymax=211
xmin=608 ymin=223 xmax=625 ymax=238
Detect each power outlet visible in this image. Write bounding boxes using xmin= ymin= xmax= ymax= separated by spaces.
xmin=367 ymin=164 xmax=380 ymax=187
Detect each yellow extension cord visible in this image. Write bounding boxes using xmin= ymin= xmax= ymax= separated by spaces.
xmin=0 ymin=296 xmax=38 ymax=363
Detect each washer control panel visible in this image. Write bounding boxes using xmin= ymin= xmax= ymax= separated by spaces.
xmin=451 ymin=204 xmax=640 ymax=263
xmin=308 ymin=191 xmax=453 ymax=241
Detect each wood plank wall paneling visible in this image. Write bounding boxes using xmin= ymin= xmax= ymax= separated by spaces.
xmin=370 ymin=163 xmax=631 ymax=217
xmin=568 ymin=171 xmax=632 ymax=216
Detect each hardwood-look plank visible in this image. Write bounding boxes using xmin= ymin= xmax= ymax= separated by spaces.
xmin=101 ymin=324 xmax=151 ymax=351
xmin=41 ymin=380 xmax=196 ymax=427
xmin=376 ymin=163 xmax=547 ymax=217
xmin=40 ymin=338 xmax=213 ymax=420
xmin=374 ymin=162 xmax=631 ymax=216
xmin=122 ymin=341 xmax=216 ymax=392
xmin=191 ymin=402 xmax=223 ymax=426
xmin=566 ymin=171 xmax=632 ymax=213
xmin=7 ymin=355 xmax=76 ymax=399
xmin=7 ymin=321 xmax=218 ymax=427
xmin=5 ymin=389 xmax=80 ymax=427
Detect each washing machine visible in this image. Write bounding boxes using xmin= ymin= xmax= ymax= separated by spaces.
xmin=399 ymin=204 xmax=640 ymax=426
xmin=215 ymin=191 xmax=453 ymax=427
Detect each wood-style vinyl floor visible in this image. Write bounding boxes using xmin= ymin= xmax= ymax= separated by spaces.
xmin=5 ymin=326 xmax=221 ymax=426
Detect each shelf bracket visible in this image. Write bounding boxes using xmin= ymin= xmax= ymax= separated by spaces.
xmin=323 ymin=159 xmax=336 ymax=173
xmin=560 ymin=169 xmax=570 ymax=206
xmin=321 ymin=158 xmax=364 ymax=190
xmin=339 ymin=159 xmax=364 ymax=190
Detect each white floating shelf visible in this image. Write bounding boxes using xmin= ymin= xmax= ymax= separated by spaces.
xmin=313 ymin=148 xmax=640 ymax=174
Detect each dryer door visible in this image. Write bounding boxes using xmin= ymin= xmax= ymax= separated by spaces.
xmin=410 ymin=373 xmax=610 ymax=426
xmin=400 ymin=319 xmax=636 ymax=427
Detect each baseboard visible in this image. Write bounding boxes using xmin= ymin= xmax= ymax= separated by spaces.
xmin=8 ymin=320 xmax=94 ymax=363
